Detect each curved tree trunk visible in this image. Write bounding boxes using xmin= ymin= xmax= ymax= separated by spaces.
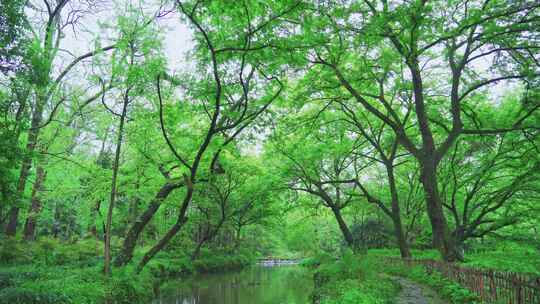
xmin=114 ymin=181 xmax=183 ymax=267
xmin=136 ymin=179 xmax=193 ymax=273
xmin=330 ymin=206 xmax=354 ymax=249
xmin=191 ymin=238 xmax=206 ymax=261
xmin=136 ymin=212 xmax=189 ymax=273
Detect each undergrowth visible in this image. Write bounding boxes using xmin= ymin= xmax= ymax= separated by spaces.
xmin=0 ymin=237 xmax=256 ymax=304
xmin=381 ymin=259 xmax=480 ymax=304
xmin=308 ymin=250 xmax=399 ymax=304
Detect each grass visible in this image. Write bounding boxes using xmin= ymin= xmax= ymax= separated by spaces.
xmin=368 ymin=242 xmax=540 ymax=304
xmin=0 ymin=264 xmax=153 ymax=304
xmin=369 ymin=242 xmax=540 ymax=275
xmin=306 ymin=250 xmax=400 ymax=304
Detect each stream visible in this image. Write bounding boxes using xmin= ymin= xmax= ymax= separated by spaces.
xmin=152 ymin=264 xmax=313 ymax=304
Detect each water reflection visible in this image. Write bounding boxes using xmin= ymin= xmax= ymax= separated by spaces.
xmin=153 ymin=265 xmax=313 ymax=304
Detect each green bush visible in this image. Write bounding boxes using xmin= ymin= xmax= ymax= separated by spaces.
xmin=0 ymin=264 xmax=154 ymax=304
xmin=148 ymin=254 xmax=194 ymax=277
xmin=0 ymin=287 xmax=70 ymax=304
xmin=314 ymin=251 xmax=399 ymax=304
xmin=104 ymin=268 xmax=153 ymax=304
xmin=322 ymin=279 xmax=390 ymax=304
xmin=0 ymin=238 xmax=102 ymax=267
xmin=191 ymin=248 xmax=255 ymax=273
xmin=463 ymin=242 xmax=540 ymax=275
xmin=0 ymin=267 xmax=40 ymax=289
xmin=0 ymin=239 xmax=33 ymax=264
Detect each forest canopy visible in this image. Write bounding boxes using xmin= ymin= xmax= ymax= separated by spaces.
xmin=0 ymin=0 xmax=539 ymax=303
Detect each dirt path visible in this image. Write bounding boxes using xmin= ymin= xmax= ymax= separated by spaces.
xmin=390 ymin=276 xmax=449 ymax=304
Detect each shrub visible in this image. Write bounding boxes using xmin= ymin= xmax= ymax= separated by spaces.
xmin=0 ymin=239 xmax=32 ymax=264
xmin=104 ymin=268 xmax=153 ymax=304
xmin=0 ymin=268 xmax=40 ymax=289
xmin=0 ymin=287 xmax=70 ymax=304
xmin=314 ymin=251 xmax=399 ymax=304
xmin=191 ymin=249 xmax=254 ymax=273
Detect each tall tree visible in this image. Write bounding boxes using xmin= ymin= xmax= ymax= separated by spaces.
xmin=116 ymin=0 xmax=297 ymax=270
xmin=4 ymin=0 xmax=114 ymax=236
xmin=300 ymin=0 xmax=540 ymax=261
xmin=270 ymin=115 xmax=362 ymax=250
xmin=440 ymin=131 xmax=540 ymax=256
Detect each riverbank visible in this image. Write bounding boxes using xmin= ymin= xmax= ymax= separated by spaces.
xmin=308 ymin=251 xmax=399 ymax=304
xmin=5 ymin=236 xmax=526 ymax=304
xmin=306 ymin=250 xmax=482 ymax=304
xmin=0 ymin=237 xmax=257 ymax=304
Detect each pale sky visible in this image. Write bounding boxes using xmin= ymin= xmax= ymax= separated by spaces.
xmin=48 ymin=0 xmax=194 ymax=83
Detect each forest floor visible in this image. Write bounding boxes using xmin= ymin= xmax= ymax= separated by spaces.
xmin=389 ymin=275 xmax=449 ymax=304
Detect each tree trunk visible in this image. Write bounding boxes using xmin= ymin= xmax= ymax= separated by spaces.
xmin=114 ymin=181 xmax=183 ymax=267
xmin=191 ymin=219 xmax=225 ymax=260
xmin=136 ymin=214 xmax=188 ymax=273
xmin=330 ymin=206 xmax=354 ymax=249
xmin=234 ymin=226 xmax=242 ymax=249
xmin=386 ymin=164 xmax=411 ymax=259
xmin=192 ymin=238 xmax=206 ymax=260
xmin=451 ymin=227 xmax=466 ymax=261
xmin=23 ymin=166 xmax=46 ymax=241
xmin=136 ymin=180 xmax=193 ymax=273
xmin=420 ymin=160 xmax=459 ymax=262
xmin=127 ymin=177 xmax=141 ymax=226
xmin=5 ymin=97 xmax=45 ymax=236
xmin=103 ymin=91 xmax=129 ymax=275
xmin=90 ymin=200 xmax=101 ymax=238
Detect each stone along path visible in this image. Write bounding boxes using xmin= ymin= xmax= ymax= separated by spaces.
xmin=390 ymin=276 xmax=449 ymax=304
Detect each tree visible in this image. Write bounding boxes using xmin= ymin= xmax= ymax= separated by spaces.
xmin=119 ymin=0 xmax=295 ymax=272
xmin=298 ymin=0 xmax=540 ymax=261
xmin=271 ymin=114 xmax=362 ymax=250
xmin=4 ymin=0 xmax=115 ymax=236
xmin=0 ymin=0 xmax=28 ymax=74
xmin=439 ymin=130 xmax=540 ymax=257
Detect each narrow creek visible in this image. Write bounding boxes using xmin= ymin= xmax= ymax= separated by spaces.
xmin=152 ymin=264 xmax=313 ymax=304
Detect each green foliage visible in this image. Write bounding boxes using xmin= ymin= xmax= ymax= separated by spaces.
xmin=322 ymin=279 xmax=390 ymax=304
xmin=370 ymin=245 xmax=540 ymax=275
xmin=104 ymin=268 xmax=153 ymax=304
xmin=369 ymin=248 xmax=441 ymax=260
xmin=0 ymin=238 xmax=31 ymax=264
xmin=0 ymin=287 xmax=70 ymax=304
xmin=0 ymin=0 xmax=28 ymax=74
xmin=0 ymin=263 xmax=153 ymax=304
xmin=313 ymin=251 xmax=399 ymax=304
xmin=0 ymin=0 xmax=539 ymax=303
xmin=463 ymin=242 xmax=540 ymax=275
xmin=192 ymin=253 xmax=253 ymax=273
xmin=151 ymin=248 xmax=255 ymax=276
xmin=0 ymin=237 xmax=102 ymax=266
xmin=351 ymin=220 xmax=394 ymax=249
xmin=144 ymin=247 xmax=257 ymax=279
xmin=382 ymin=261 xmax=480 ymax=304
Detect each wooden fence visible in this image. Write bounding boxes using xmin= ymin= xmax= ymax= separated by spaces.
xmin=384 ymin=257 xmax=540 ymax=304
